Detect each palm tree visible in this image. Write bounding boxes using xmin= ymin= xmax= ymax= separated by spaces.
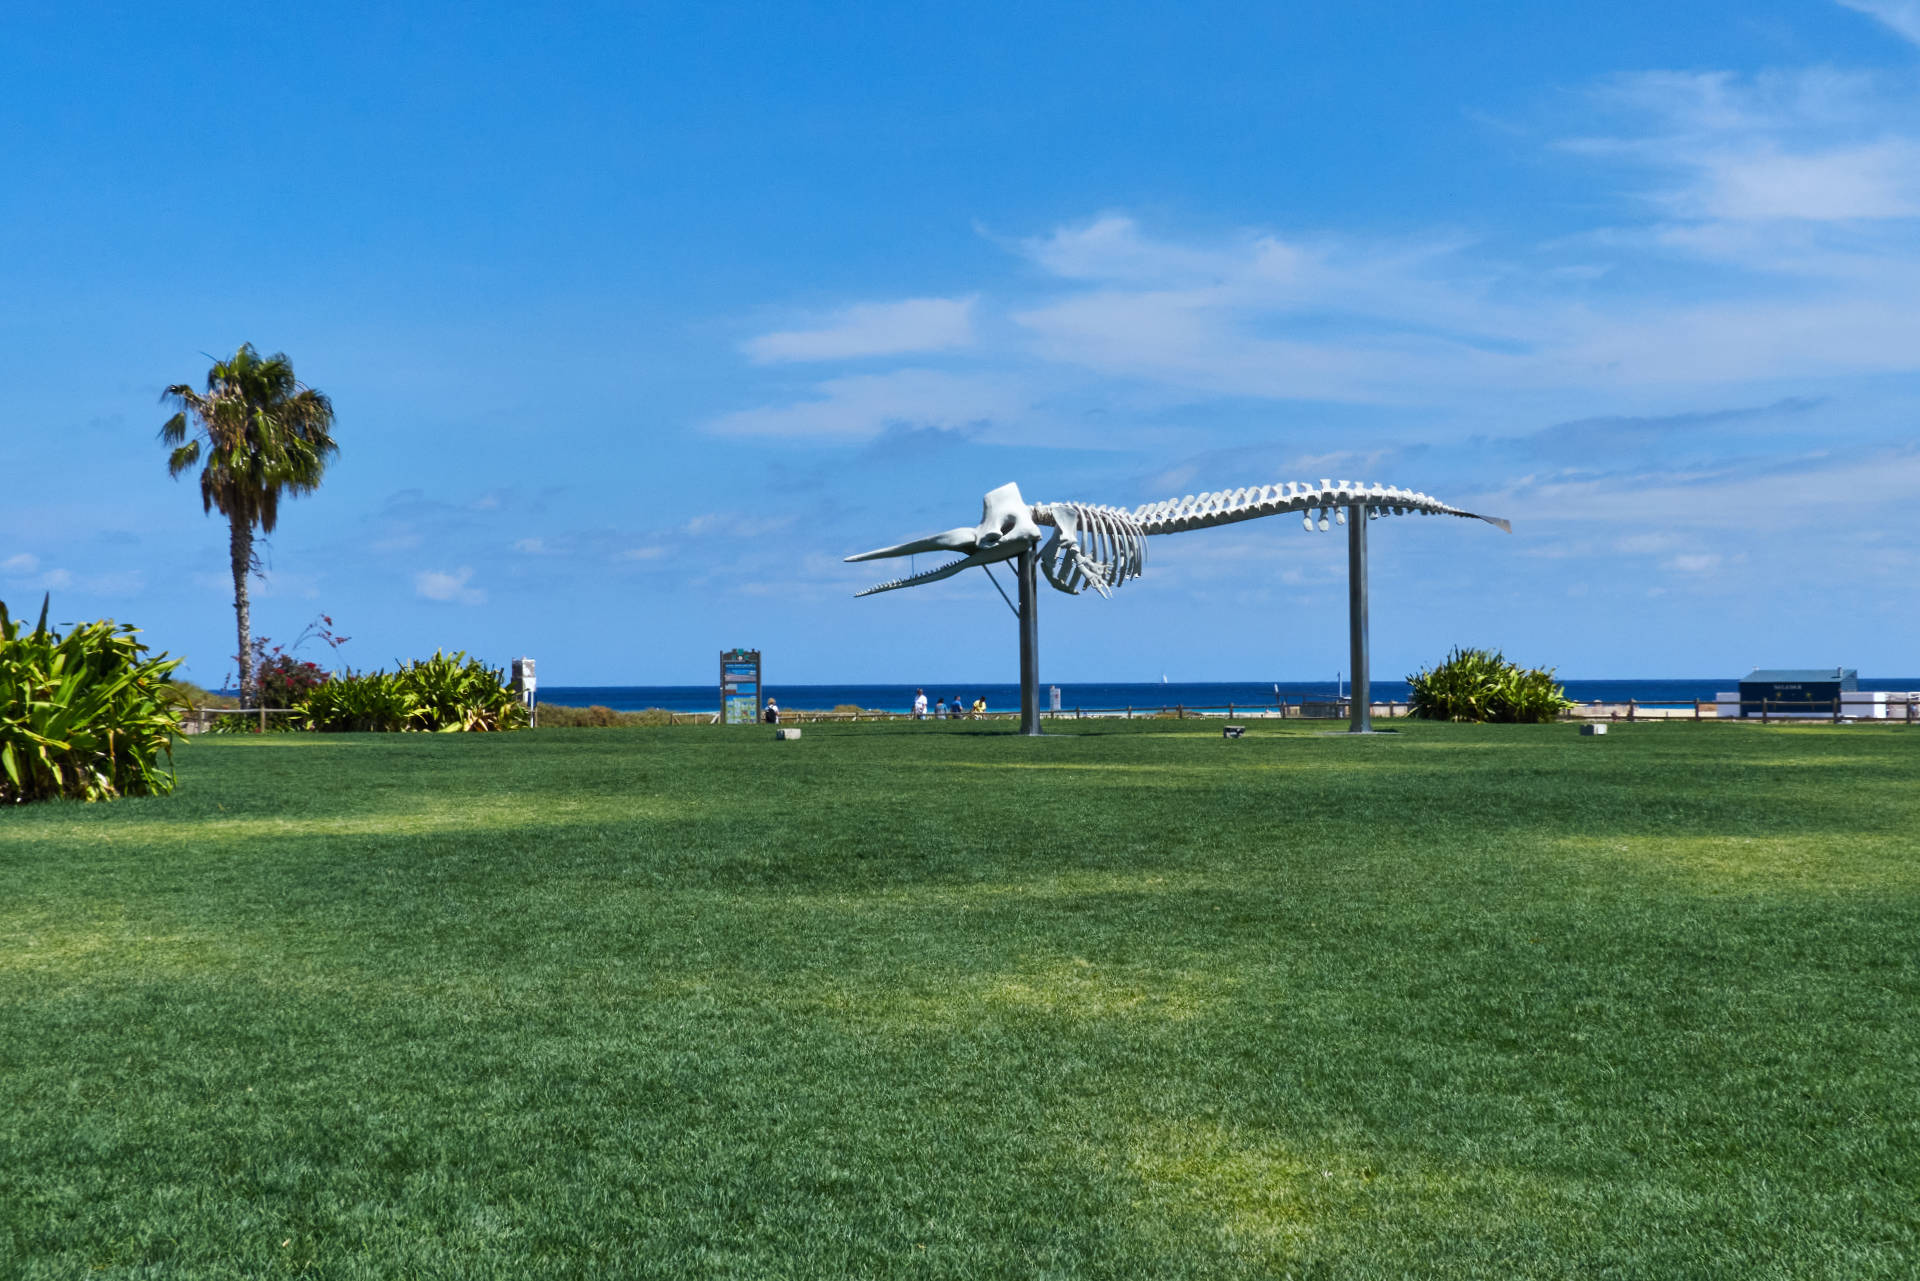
xmin=160 ymin=345 xmax=337 ymax=701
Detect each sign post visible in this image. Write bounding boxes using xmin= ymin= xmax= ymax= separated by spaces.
xmin=511 ymin=657 xmax=536 ymax=728
xmin=720 ymin=649 xmax=762 ymax=724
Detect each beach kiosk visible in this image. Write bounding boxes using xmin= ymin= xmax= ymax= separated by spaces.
xmin=1723 ymin=667 xmax=1856 ymax=719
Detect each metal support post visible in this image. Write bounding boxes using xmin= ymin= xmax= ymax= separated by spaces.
xmin=1018 ymin=546 xmax=1042 ymax=736
xmin=1347 ymin=503 xmax=1372 ymax=734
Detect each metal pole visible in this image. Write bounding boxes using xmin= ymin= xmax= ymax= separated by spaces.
xmin=1018 ymin=545 xmax=1042 ymax=736
xmin=1347 ymin=504 xmax=1372 ymax=733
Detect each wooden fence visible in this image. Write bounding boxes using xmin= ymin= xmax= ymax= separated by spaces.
xmin=182 ymin=696 xmax=1919 ymax=731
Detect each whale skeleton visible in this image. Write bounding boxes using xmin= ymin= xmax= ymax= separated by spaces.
xmin=845 ymin=477 xmax=1509 ymax=736
xmin=848 ymin=478 xmax=1507 ymax=598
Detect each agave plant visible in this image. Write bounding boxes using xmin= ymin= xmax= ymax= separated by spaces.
xmin=1407 ymin=647 xmax=1574 ymax=724
xmin=1 ymin=596 xmax=185 ymax=803
xmin=293 ymin=669 xmax=421 ymax=732
xmin=400 ymin=651 xmax=528 ymax=732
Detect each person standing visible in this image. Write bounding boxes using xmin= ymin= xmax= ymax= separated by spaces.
xmin=912 ymin=688 xmax=928 ymax=720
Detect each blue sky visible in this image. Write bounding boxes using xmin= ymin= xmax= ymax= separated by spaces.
xmin=6 ymin=1 xmax=1920 ymax=686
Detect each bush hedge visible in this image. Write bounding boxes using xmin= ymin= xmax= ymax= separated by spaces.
xmin=295 ymin=651 xmax=528 ymax=732
xmin=1406 ymin=647 xmax=1575 ymax=724
xmin=1 ymin=597 xmax=184 ymax=803
xmin=534 ymin=703 xmax=683 ymax=727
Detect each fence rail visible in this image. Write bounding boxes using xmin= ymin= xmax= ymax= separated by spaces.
xmin=184 ymin=695 xmax=1920 ymax=731
xmin=769 ymin=699 xmax=1406 ymax=724
xmin=181 ymin=706 xmax=301 ymax=734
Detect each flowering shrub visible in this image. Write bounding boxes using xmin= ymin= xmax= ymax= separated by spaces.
xmin=240 ymin=614 xmax=347 ymax=707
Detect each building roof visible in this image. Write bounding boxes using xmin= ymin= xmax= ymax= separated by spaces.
xmin=1742 ymin=667 xmax=1857 ymax=685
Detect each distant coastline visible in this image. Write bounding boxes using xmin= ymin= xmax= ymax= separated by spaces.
xmin=536 ymin=678 xmax=1920 ymax=716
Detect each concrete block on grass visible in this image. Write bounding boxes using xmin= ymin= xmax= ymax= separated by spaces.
xmin=774 ymin=727 xmax=802 ymax=741
xmin=1580 ymin=724 xmax=1607 ymax=736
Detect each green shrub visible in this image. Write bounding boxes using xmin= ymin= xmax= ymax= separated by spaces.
xmin=295 ymin=669 xmax=418 ymax=732
xmin=1407 ymin=647 xmax=1575 ymax=724
xmin=0 ymin=597 xmax=185 ymax=803
xmin=400 ymin=651 xmax=528 ymax=732
xmin=534 ymin=703 xmax=683 ymax=727
xmin=535 ymin=703 xmax=624 ymax=727
xmin=166 ymin=678 xmax=240 ymax=710
xmin=294 ymin=652 xmax=527 ymax=733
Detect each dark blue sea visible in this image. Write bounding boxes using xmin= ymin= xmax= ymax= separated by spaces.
xmin=539 ymin=678 xmax=1920 ymax=716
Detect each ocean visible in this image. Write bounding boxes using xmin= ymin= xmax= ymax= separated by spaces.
xmin=537 ymin=677 xmax=1920 ymax=716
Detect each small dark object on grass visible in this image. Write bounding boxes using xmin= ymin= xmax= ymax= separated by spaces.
xmin=1223 ymin=724 xmax=1244 ymax=739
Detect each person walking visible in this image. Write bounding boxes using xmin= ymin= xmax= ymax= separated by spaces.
xmin=912 ymin=688 xmax=928 ymax=720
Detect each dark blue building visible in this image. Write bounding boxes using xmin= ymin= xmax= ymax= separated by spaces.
xmin=1735 ymin=667 xmax=1856 ymax=717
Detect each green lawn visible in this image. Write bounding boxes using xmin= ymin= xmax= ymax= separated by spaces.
xmin=2 ymin=720 xmax=1916 ymax=1278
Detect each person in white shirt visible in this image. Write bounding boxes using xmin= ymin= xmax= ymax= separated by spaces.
xmin=912 ymin=688 xmax=928 ymax=719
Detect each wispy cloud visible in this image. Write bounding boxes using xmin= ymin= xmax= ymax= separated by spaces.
xmin=415 ymin=567 xmax=486 ymax=605
xmin=706 ymin=368 xmax=1027 ymax=439
xmin=1 ymin=552 xmax=39 ymax=575
xmin=1569 ymin=65 xmax=1920 ymax=222
xmin=1840 ymin=0 xmax=1920 ymax=46
xmin=744 ymin=296 xmax=977 ymax=363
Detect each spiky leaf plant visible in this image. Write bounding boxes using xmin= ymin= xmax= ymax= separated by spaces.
xmin=0 ymin=597 xmax=185 ymax=803
xmin=292 ymin=652 xmax=526 ymax=733
xmin=1407 ymin=647 xmax=1575 ymax=724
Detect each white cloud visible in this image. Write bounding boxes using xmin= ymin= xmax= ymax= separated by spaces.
xmin=1573 ymin=67 xmax=1920 ymax=222
xmin=744 ymin=296 xmax=977 ymax=363
xmin=706 ymin=369 xmax=1028 ymax=439
xmin=1840 ymin=0 xmax=1920 ymax=46
xmin=415 ymin=567 xmax=486 ymax=605
xmin=1683 ymin=141 xmax=1920 ymax=220
xmin=1021 ymin=215 xmax=1265 ymax=286
xmin=681 ymin=512 xmax=798 ymax=538
xmin=1007 ymin=216 xmax=1550 ymax=402
xmin=1494 ymin=448 xmax=1920 ymax=531
xmin=1 ymin=552 xmax=38 ymax=574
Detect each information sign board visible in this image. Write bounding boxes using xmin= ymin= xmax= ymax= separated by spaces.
xmin=720 ymin=649 xmax=762 ymax=724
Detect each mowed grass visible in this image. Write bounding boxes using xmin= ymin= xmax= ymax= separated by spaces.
xmin=2 ymin=720 xmax=1916 ymax=1279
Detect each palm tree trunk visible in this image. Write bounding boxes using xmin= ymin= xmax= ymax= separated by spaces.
xmin=230 ymin=515 xmax=254 ymax=702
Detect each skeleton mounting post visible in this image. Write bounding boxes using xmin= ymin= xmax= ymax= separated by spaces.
xmin=1347 ymin=503 xmax=1372 ymax=734
xmin=1018 ymin=546 xmax=1042 ymax=735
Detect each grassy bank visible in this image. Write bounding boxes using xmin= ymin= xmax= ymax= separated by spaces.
xmin=2 ymin=720 xmax=1916 ymax=1277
